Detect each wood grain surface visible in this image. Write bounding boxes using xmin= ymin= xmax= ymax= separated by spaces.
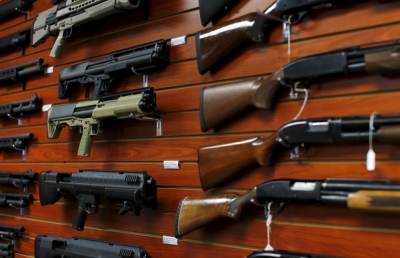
xmin=1 ymin=0 xmax=400 ymax=257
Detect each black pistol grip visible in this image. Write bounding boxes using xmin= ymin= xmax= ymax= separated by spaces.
xmin=72 ymin=203 xmax=88 ymax=231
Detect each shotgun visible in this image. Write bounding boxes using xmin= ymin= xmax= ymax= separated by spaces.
xmin=200 ymin=39 xmax=400 ymax=132
xmin=199 ymin=114 xmax=400 ymax=190
xmin=196 ymin=0 xmax=384 ymax=74
xmin=175 ymin=178 xmax=400 ymax=237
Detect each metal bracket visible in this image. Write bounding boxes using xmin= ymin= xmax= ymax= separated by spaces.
xmin=133 ymin=116 xmax=162 ymax=136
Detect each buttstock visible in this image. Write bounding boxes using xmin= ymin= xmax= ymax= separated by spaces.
xmin=198 ymin=131 xmax=281 ymax=190
xmin=200 ymin=74 xmax=284 ymax=132
xmin=196 ymin=12 xmax=269 ymax=74
xmin=348 ymin=190 xmax=400 ymax=213
xmin=175 ymin=194 xmax=237 ymax=238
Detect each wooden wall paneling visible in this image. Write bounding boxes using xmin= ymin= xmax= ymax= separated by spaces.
xmin=1 ymin=0 xmax=400 ymax=257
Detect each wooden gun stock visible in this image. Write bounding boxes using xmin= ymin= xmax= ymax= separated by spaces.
xmin=198 ymin=131 xmax=280 ymax=190
xmin=200 ymin=70 xmax=284 ymax=132
xmin=348 ymin=190 xmax=400 ymax=213
xmin=175 ymin=194 xmax=237 ymax=238
xmin=196 ymin=12 xmax=272 ymax=74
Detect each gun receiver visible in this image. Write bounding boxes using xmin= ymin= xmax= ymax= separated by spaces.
xmin=200 ymin=39 xmax=400 ymax=131
xmin=0 ymin=59 xmax=45 ymax=90
xmin=39 ymin=169 xmax=157 ymax=231
xmin=47 ymin=88 xmax=157 ymax=156
xmin=175 ymin=178 xmax=400 ymax=237
xmin=0 ymin=27 xmax=30 ymax=53
xmin=0 ymin=94 xmax=41 ymax=121
xmin=31 ymin=0 xmax=146 ymax=58
xmin=0 ymin=0 xmax=31 ymax=19
xmin=0 ymin=170 xmax=37 ymax=188
xmin=35 ymin=235 xmax=151 ymax=258
xmin=58 ymin=39 xmax=170 ymax=100
xmin=195 ymin=0 xmax=374 ymax=74
xmin=0 ymin=193 xmax=33 ymax=208
xmin=199 ymin=115 xmax=400 ymax=190
xmin=199 ymin=0 xmax=238 ymax=26
xmin=0 ymin=133 xmax=33 ymax=153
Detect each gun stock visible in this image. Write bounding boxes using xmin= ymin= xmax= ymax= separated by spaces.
xmin=196 ymin=12 xmax=273 ymax=74
xmin=198 ymin=131 xmax=280 ymax=190
xmin=200 ymin=70 xmax=284 ymax=132
xmin=348 ymin=190 xmax=400 ymax=213
xmin=175 ymin=194 xmax=237 ymax=238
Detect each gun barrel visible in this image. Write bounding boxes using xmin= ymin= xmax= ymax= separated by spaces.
xmin=0 ymin=0 xmax=31 ymax=19
xmin=0 ymin=133 xmax=33 ymax=141
xmin=0 ymin=224 xmax=25 ymax=233
xmin=0 ymin=27 xmax=30 ymax=51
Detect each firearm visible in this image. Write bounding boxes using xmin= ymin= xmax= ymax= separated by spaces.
xmin=0 ymin=0 xmax=31 ymax=19
xmin=0 ymin=59 xmax=45 ymax=90
xmin=199 ymin=0 xmax=238 ymax=26
xmin=31 ymin=0 xmax=147 ymax=58
xmin=47 ymin=88 xmax=157 ymax=156
xmin=0 ymin=27 xmax=30 ymax=53
xmin=195 ymin=0 xmax=389 ymax=74
xmin=0 ymin=94 xmax=41 ymax=121
xmin=0 ymin=224 xmax=24 ymax=258
xmin=199 ymin=114 xmax=400 ymax=190
xmin=0 ymin=133 xmax=33 ymax=153
xmin=0 ymin=170 xmax=37 ymax=188
xmin=35 ymin=235 xmax=151 ymax=258
xmin=58 ymin=40 xmax=170 ymax=100
xmin=0 ymin=193 xmax=32 ymax=208
xmin=175 ymin=178 xmax=400 ymax=237
xmin=39 ymin=169 xmax=157 ymax=231
xmin=200 ymin=40 xmax=400 ymax=132
xmin=248 ymin=250 xmax=333 ymax=258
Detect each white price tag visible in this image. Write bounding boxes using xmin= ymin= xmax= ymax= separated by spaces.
xmin=42 ymin=104 xmax=52 ymax=112
xmin=171 ymin=36 xmax=186 ymax=46
xmin=44 ymin=66 xmax=54 ymax=74
xmin=163 ymin=236 xmax=178 ymax=246
xmin=163 ymin=160 xmax=180 ymax=170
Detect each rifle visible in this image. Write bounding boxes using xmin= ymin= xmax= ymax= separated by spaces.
xmin=35 ymin=235 xmax=151 ymax=258
xmin=248 ymin=250 xmax=333 ymax=258
xmin=0 ymin=94 xmax=41 ymax=121
xmin=47 ymin=88 xmax=157 ymax=157
xmin=0 ymin=59 xmax=45 ymax=90
xmin=0 ymin=133 xmax=33 ymax=153
xmin=0 ymin=27 xmax=30 ymax=53
xmin=0 ymin=224 xmax=24 ymax=258
xmin=195 ymin=0 xmax=385 ymax=74
xmin=58 ymin=40 xmax=170 ymax=100
xmin=199 ymin=0 xmax=238 ymax=26
xmin=0 ymin=0 xmax=30 ymax=19
xmin=200 ymin=39 xmax=400 ymax=132
xmin=0 ymin=170 xmax=37 ymax=188
xmin=175 ymin=178 xmax=400 ymax=237
xmin=39 ymin=169 xmax=157 ymax=231
xmin=31 ymin=0 xmax=147 ymax=58
xmin=0 ymin=193 xmax=32 ymax=208
xmin=199 ymin=114 xmax=400 ymax=190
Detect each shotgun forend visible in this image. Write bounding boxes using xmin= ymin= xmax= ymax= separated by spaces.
xmin=195 ymin=0 xmax=381 ymax=74
xmin=0 ymin=133 xmax=34 ymax=153
xmin=0 ymin=59 xmax=45 ymax=86
xmin=199 ymin=114 xmax=400 ymax=190
xmin=0 ymin=224 xmax=25 ymax=257
xmin=31 ymin=0 xmax=147 ymax=58
xmin=200 ymin=39 xmax=400 ymax=132
xmin=0 ymin=94 xmax=41 ymax=121
xmin=175 ymin=179 xmax=400 ymax=237
xmin=58 ymin=40 xmax=170 ymax=100
xmin=0 ymin=170 xmax=38 ymax=187
xmin=38 ymin=169 xmax=157 ymax=231
xmin=0 ymin=27 xmax=31 ymax=53
xmin=0 ymin=193 xmax=33 ymax=208
xmin=34 ymin=235 xmax=151 ymax=258
xmin=47 ymin=88 xmax=157 ymax=157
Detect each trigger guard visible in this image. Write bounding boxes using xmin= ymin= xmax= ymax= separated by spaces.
xmin=85 ymin=204 xmax=98 ymax=215
xmin=269 ymin=202 xmax=286 ymax=214
xmin=289 ymin=11 xmax=308 ymax=25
